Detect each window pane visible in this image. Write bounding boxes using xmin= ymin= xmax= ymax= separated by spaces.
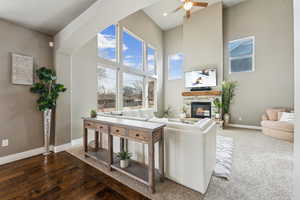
xmin=231 ymin=57 xmax=253 ymax=73
xmin=98 ymin=25 xmax=117 ymax=61
xmin=97 ymin=66 xmax=117 ymax=112
xmin=148 ymin=80 xmax=156 ymax=108
xmin=123 ymin=31 xmax=143 ymax=70
xmin=168 ymin=53 xmax=183 ymax=80
xmin=229 ymin=38 xmax=253 ymax=57
xmin=123 ymin=73 xmax=143 ymax=110
xmin=147 ymin=47 xmax=156 ymax=74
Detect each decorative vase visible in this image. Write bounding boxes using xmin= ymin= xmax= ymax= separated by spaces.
xmin=215 ymin=113 xmax=220 ymax=120
xmin=223 ymin=113 xmax=230 ymax=128
xmin=43 ymin=109 xmax=52 ymax=155
xmin=120 ymin=159 xmax=129 ymax=169
xmin=179 ymin=113 xmax=186 ymax=119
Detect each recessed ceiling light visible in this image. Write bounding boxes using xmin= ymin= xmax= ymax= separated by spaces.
xmin=163 ymin=12 xmax=168 ymax=16
xmin=49 ymin=42 xmax=54 ymax=47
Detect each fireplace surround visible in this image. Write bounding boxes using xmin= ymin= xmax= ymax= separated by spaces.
xmin=191 ymin=102 xmax=212 ymax=118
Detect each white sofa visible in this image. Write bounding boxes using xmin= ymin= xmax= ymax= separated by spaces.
xmin=99 ymin=109 xmax=216 ymax=194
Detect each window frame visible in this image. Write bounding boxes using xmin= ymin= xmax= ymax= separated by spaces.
xmin=168 ymin=53 xmax=184 ymax=80
xmin=96 ymin=24 xmax=158 ymax=112
xmin=228 ymin=36 xmax=255 ymax=74
xmin=146 ymin=44 xmax=157 ymax=75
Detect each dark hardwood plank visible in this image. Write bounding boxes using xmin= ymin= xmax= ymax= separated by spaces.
xmin=0 ymin=152 xmax=149 ymax=200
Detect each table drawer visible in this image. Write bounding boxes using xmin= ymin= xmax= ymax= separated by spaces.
xmin=128 ymin=130 xmax=150 ymax=142
xmin=97 ymin=124 xmax=108 ymax=133
xmin=111 ymin=126 xmax=126 ymax=137
xmin=84 ymin=121 xmax=97 ymax=129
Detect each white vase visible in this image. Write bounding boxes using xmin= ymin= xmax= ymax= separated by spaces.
xmin=120 ymin=159 xmax=129 ymax=168
xmin=43 ymin=109 xmax=52 ymax=155
xmin=215 ymin=113 xmax=220 ymax=119
xmin=179 ymin=113 xmax=186 ymax=119
xmin=223 ymin=113 xmax=231 ymax=128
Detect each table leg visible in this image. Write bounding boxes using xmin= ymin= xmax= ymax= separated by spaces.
xmin=148 ymin=140 xmax=155 ymax=193
xmin=159 ymin=129 xmax=165 ymax=182
xmin=84 ymin=127 xmax=88 ymax=153
xmin=95 ymin=130 xmax=99 ymax=152
xmin=108 ymin=132 xmax=113 ymax=171
xmin=120 ymin=138 xmax=125 ymax=152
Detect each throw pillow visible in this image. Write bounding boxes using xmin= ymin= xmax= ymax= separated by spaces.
xmin=279 ymin=112 xmax=295 ymax=123
xmin=266 ymin=108 xmax=286 ymax=121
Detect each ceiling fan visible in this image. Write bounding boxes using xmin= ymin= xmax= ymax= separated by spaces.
xmin=164 ymin=0 xmax=208 ymax=19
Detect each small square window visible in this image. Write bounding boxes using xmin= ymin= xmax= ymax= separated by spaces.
xmin=168 ymin=53 xmax=184 ymax=80
xmin=229 ymin=37 xmax=255 ymax=73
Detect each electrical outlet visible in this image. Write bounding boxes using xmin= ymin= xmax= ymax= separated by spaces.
xmin=2 ymin=139 xmax=8 ymax=147
xmin=238 ymin=117 xmax=243 ymax=121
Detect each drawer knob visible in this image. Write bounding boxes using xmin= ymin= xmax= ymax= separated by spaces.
xmin=116 ymin=130 xmax=120 ymax=132
xmin=136 ymin=134 xmax=140 ymax=137
xmin=100 ymin=126 xmax=103 ymax=129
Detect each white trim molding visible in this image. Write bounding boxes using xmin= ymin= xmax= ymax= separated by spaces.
xmin=0 ymin=147 xmax=45 ymax=166
xmin=53 ymin=143 xmax=72 ymax=153
xmin=228 ymin=124 xmax=262 ymax=130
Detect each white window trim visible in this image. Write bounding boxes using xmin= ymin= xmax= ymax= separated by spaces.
xmin=146 ymin=44 xmax=158 ymax=75
xmin=228 ymin=36 xmax=255 ymax=74
xmin=168 ymin=53 xmax=184 ymax=81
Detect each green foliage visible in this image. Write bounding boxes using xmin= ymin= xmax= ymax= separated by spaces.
xmin=90 ymin=110 xmax=97 ymax=118
xmin=117 ymin=151 xmax=132 ymax=160
xmin=222 ymin=80 xmax=238 ymax=114
xmin=213 ymin=98 xmax=222 ymax=114
xmin=163 ymin=106 xmax=174 ymax=118
xmin=30 ymin=67 xmax=67 ymax=111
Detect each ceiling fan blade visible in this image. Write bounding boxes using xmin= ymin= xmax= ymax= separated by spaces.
xmin=193 ymin=2 xmax=208 ymax=7
xmin=172 ymin=5 xmax=183 ymax=13
xmin=186 ymin=10 xmax=191 ymax=19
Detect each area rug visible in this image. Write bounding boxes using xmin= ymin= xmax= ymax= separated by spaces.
xmin=213 ymin=135 xmax=234 ymax=180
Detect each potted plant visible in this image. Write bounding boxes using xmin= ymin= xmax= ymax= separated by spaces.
xmin=221 ymin=80 xmax=237 ymax=127
xmin=180 ymin=104 xmax=189 ymax=119
xmin=90 ymin=109 xmax=97 ymax=118
xmin=30 ymin=67 xmax=66 ymax=155
xmin=213 ymin=98 xmax=222 ymax=120
xmin=117 ymin=151 xmax=132 ymax=169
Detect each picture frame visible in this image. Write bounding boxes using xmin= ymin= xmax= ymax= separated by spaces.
xmin=11 ymin=53 xmax=34 ymax=85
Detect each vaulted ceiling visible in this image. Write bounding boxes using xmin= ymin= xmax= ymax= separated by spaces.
xmin=0 ymin=0 xmax=97 ymax=35
xmin=143 ymin=0 xmax=246 ymax=30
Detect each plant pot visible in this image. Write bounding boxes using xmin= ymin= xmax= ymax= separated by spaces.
xmin=223 ymin=113 xmax=231 ymax=128
xmin=43 ymin=109 xmax=52 ymax=155
xmin=120 ymin=159 xmax=130 ymax=169
xmin=90 ymin=114 xmax=97 ymax=118
xmin=215 ymin=113 xmax=221 ymax=120
xmin=179 ymin=113 xmax=186 ymax=119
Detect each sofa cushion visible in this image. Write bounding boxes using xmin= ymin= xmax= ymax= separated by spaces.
xmin=266 ymin=108 xmax=286 ymax=121
xmin=261 ymin=120 xmax=294 ymax=132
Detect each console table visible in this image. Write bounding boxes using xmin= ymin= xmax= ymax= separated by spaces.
xmin=82 ymin=116 xmax=166 ymax=193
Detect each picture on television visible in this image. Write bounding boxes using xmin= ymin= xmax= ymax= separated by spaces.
xmin=185 ymin=69 xmax=217 ymax=88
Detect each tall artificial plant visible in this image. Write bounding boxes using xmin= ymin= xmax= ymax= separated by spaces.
xmin=213 ymin=98 xmax=222 ymax=114
xmin=30 ymin=67 xmax=66 ymax=111
xmin=222 ymin=80 xmax=237 ymax=115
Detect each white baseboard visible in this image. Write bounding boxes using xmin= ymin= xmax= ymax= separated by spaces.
xmin=71 ymin=138 xmax=83 ymax=146
xmin=53 ymin=143 xmax=72 ymax=153
xmin=0 ymin=147 xmax=45 ymax=166
xmin=228 ymin=123 xmax=262 ymax=130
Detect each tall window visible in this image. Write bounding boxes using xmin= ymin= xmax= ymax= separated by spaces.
xmin=147 ymin=46 xmax=156 ymax=74
xmin=148 ymin=79 xmax=156 ymax=108
xmin=168 ymin=53 xmax=184 ymax=80
xmin=123 ymin=73 xmax=144 ymax=110
xmin=229 ymin=37 xmax=255 ymax=73
xmin=122 ymin=30 xmax=143 ymax=70
xmin=97 ymin=66 xmax=117 ymax=112
xmin=98 ymin=25 xmax=117 ymax=62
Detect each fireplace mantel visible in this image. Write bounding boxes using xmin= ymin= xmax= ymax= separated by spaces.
xmin=182 ymin=91 xmax=222 ymax=97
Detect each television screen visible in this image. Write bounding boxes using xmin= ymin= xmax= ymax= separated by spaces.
xmin=185 ymin=69 xmax=217 ymax=88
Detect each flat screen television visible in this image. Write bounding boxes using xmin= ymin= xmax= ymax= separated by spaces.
xmin=185 ymin=69 xmax=217 ymax=88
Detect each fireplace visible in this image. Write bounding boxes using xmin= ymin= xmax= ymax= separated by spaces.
xmin=191 ymin=102 xmax=212 ymax=118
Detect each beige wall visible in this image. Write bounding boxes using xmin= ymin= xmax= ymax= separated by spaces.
xmin=163 ymin=3 xmax=223 ymax=115
xmin=71 ymin=10 xmax=164 ymax=140
xmin=183 ymin=2 xmax=223 ymax=86
xmin=223 ymin=0 xmax=294 ymax=126
xmin=294 ymin=0 xmax=300 ymax=199
xmin=163 ymin=25 xmax=184 ymax=114
xmin=0 ymin=19 xmax=53 ymax=157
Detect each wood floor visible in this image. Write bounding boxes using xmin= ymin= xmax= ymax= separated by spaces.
xmin=0 ymin=152 xmax=149 ymax=200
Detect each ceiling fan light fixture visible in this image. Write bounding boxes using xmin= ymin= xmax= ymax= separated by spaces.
xmin=183 ymin=2 xmax=193 ymax=11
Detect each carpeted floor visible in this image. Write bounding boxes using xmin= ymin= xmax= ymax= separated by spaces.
xmin=67 ymin=128 xmax=293 ymax=200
